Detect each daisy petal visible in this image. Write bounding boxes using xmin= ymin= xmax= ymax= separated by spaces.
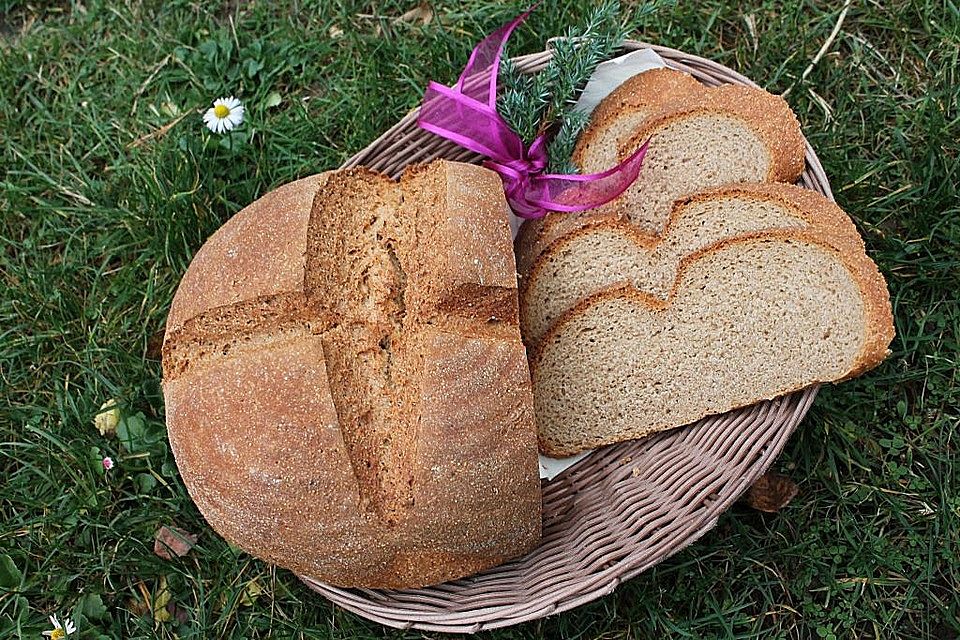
xmin=204 ymin=96 xmax=245 ymax=134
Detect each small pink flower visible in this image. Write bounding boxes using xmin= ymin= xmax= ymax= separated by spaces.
xmin=102 ymin=456 xmax=114 ymax=471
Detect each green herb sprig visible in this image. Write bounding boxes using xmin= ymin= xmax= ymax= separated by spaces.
xmin=497 ymin=0 xmax=671 ymax=174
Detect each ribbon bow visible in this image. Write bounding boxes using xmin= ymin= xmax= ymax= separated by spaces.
xmin=417 ymin=8 xmax=648 ymax=219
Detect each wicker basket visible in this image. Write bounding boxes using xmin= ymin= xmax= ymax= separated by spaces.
xmin=300 ymin=41 xmax=831 ymax=633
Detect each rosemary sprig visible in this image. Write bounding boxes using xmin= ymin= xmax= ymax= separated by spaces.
xmin=496 ymin=0 xmax=672 ymax=174
xmin=497 ymin=56 xmax=549 ymax=149
xmin=546 ymin=109 xmax=590 ymax=175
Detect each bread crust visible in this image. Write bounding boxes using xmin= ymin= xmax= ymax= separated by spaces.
xmin=618 ymin=84 xmax=805 ymax=184
xmin=531 ymin=229 xmax=894 ymax=456
xmin=519 ymin=182 xmax=869 ymax=348
xmin=525 ymin=70 xmax=702 ymax=252
xmin=162 ymin=161 xmax=541 ymax=588
xmin=515 ymin=211 xmax=624 ymax=289
xmin=164 ymin=174 xmax=330 ymax=336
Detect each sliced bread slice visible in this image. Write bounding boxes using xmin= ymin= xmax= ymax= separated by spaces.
xmin=612 ymin=85 xmax=805 ymax=235
xmin=515 ymin=78 xmax=805 ymax=275
xmin=520 ymin=183 xmax=865 ymax=346
xmin=531 ymin=230 xmax=894 ymax=457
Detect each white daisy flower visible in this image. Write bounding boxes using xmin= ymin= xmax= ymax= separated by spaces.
xmin=43 ymin=614 xmax=76 ymax=639
xmin=203 ymin=96 xmax=244 ymax=134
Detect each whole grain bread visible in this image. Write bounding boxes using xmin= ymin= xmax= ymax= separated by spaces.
xmin=520 ymin=183 xmax=866 ymax=346
xmin=162 ymin=160 xmax=541 ymax=589
xmin=531 ymin=230 xmax=894 ymax=457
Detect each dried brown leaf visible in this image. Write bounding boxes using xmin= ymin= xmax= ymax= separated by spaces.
xmin=166 ymin=600 xmax=189 ymax=625
xmin=127 ymin=596 xmax=150 ymax=617
xmin=396 ymin=2 xmax=433 ymax=25
xmin=154 ymin=525 xmax=198 ymax=560
xmin=146 ymin=329 xmax=165 ymax=360
xmin=127 ymin=111 xmax=190 ymax=149
xmin=743 ymin=472 xmax=799 ymax=513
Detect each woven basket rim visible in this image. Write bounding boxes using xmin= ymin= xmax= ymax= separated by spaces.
xmin=300 ymin=40 xmax=829 ymax=634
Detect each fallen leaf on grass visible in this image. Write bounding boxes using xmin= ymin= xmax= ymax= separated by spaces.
xmin=239 ymin=578 xmax=264 ymax=607
xmin=264 ymin=91 xmax=282 ymax=109
xmin=127 ymin=111 xmax=190 ymax=149
xmin=127 ymin=596 xmax=150 ymax=617
xmin=154 ymin=525 xmax=198 ymax=560
xmin=130 ymin=576 xmax=186 ymax=624
xmin=742 ymin=472 xmax=799 ymax=513
xmin=166 ymin=600 xmax=189 ymax=625
xmin=146 ymin=329 xmax=165 ymax=360
xmin=95 ymin=401 xmax=121 ymax=437
xmin=396 ymin=2 xmax=433 ymax=25
xmin=153 ymin=576 xmax=172 ymax=622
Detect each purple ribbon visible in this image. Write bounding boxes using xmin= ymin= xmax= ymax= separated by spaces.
xmin=417 ymin=8 xmax=648 ymax=219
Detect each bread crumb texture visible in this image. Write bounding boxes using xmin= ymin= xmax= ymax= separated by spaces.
xmin=533 ymin=230 xmax=893 ymax=457
xmin=162 ymin=161 xmax=541 ymax=589
xmin=520 ymin=183 xmax=867 ymax=348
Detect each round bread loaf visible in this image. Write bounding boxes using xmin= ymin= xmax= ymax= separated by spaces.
xmin=161 ymin=160 xmax=542 ymax=589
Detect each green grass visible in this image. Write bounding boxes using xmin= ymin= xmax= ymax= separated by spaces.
xmin=1 ymin=0 xmax=958 ymax=638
